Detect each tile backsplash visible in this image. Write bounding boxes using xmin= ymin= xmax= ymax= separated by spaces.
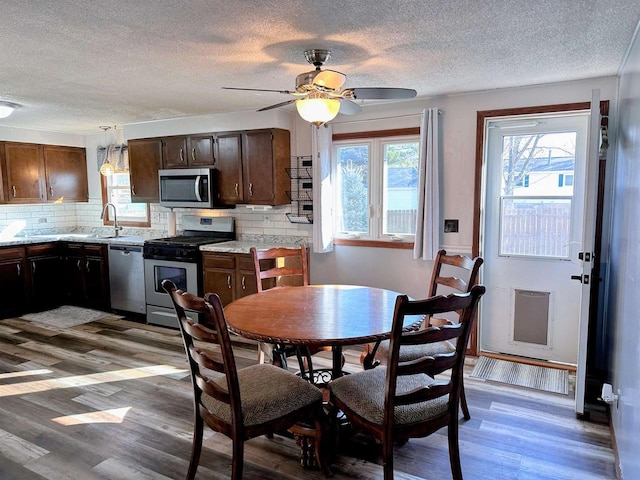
xmin=0 ymin=200 xmax=312 ymax=240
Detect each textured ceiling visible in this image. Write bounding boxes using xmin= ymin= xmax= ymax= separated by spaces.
xmin=1 ymin=0 xmax=639 ymax=134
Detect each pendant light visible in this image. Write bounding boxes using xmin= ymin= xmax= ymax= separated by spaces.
xmin=99 ymin=126 xmax=115 ymax=176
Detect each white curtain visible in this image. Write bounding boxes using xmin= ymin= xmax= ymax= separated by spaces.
xmin=413 ymin=108 xmax=440 ymax=260
xmin=312 ymin=124 xmax=334 ymax=253
xmin=97 ymin=144 xmax=129 ymax=172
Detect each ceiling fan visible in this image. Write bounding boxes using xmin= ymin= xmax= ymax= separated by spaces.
xmin=222 ymin=49 xmax=417 ymax=125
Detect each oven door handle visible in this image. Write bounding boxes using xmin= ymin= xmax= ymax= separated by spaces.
xmin=194 ymin=176 xmax=203 ymax=202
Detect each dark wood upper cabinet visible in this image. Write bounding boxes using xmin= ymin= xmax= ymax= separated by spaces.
xmin=43 ymin=145 xmax=88 ymax=202
xmin=242 ymin=129 xmax=290 ymax=205
xmin=128 ymin=138 xmax=163 ymax=203
xmin=215 ymin=132 xmax=244 ymax=205
xmin=0 ymin=142 xmax=88 ymax=204
xmin=2 ymin=142 xmax=45 ymax=203
xmin=163 ymin=134 xmax=215 ymax=168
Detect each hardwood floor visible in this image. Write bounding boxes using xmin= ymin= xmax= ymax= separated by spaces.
xmin=0 ymin=315 xmax=616 ymax=480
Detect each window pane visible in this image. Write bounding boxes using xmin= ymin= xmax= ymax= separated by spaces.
xmin=502 ymin=132 xmax=576 ymax=196
xmin=383 ymin=142 xmax=418 ymax=235
xmin=500 ymin=197 xmax=572 ymax=258
xmin=105 ymin=173 xmax=149 ymax=222
xmin=336 ymin=145 xmax=368 ymax=233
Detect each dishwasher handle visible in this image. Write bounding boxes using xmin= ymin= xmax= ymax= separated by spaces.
xmin=109 ymin=245 xmax=142 ymax=254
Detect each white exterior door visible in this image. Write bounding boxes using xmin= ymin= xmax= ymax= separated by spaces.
xmin=480 ymin=112 xmax=590 ymax=364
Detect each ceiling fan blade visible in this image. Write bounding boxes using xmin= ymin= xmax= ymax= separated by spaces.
xmin=313 ymin=70 xmax=346 ymax=91
xmin=339 ymin=99 xmax=362 ymax=115
xmin=222 ymin=86 xmax=295 ymax=95
xmin=346 ymin=87 xmax=417 ymax=100
xmin=257 ymin=99 xmax=296 ymax=112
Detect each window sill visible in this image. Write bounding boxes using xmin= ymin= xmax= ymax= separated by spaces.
xmin=333 ymin=238 xmax=414 ymax=249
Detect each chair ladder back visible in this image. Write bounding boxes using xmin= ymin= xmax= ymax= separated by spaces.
xmin=428 ymin=249 xmax=484 ymax=297
xmin=251 ymin=246 xmax=309 ymax=292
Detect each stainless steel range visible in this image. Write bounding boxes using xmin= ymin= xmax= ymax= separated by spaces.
xmin=144 ymin=215 xmax=235 ymax=327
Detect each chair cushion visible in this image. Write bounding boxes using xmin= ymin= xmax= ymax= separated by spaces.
xmin=329 ymin=367 xmax=449 ymax=425
xmin=376 ymin=338 xmax=455 ymax=364
xmin=201 ymin=364 xmax=322 ymax=426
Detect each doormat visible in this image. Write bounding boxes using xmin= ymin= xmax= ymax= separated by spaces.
xmin=21 ymin=306 xmax=120 ymax=328
xmin=470 ymin=356 xmax=569 ymax=395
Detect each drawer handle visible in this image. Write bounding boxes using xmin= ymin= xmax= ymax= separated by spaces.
xmin=12 ymin=185 xmax=16 ymax=197
xmin=16 ymin=264 xmax=21 ymax=276
xmin=234 ymin=183 xmax=239 ymax=196
xmin=249 ymin=183 xmax=253 ymax=197
xmin=227 ymin=274 xmax=232 ymax=289
xmin=131 ymin=185 xmax=136 ymax=196
xmin=241 ymin=276 xmax=246 ymax=290
xmin=191 ymin=147 xmax=196 ymax=162
xmin=179 ymin=148 xmax=184 ymax=163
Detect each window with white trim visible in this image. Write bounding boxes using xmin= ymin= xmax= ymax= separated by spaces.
xmin=333 ymin=136 xmax=419 ymax=242
xmin=101 ymin=172 xmax=150 ymax=226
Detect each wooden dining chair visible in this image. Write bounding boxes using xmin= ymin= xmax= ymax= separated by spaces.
xmin=162 ymin=279 xmax=331 ymax=479
xmin=330 ymin=285 xmax=485 ymax=480
xmin=251 ymin=245 xmax=332 ymax=381
xmin=362 ymin=249 xmax=483 ymax=420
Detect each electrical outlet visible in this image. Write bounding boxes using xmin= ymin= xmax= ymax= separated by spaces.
xmin=263 ymin=215 xmax=272 ymax=227
xmin=38 ymin=217 xmax=47 ymax=223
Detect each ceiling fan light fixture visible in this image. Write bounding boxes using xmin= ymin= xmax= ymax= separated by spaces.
xmin=296 ymin=95 xmax=340 ymax=126
xmin=0 ymin=101 xmax=19 ymax=119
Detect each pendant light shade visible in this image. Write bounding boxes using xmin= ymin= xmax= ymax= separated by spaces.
xmin=0 ymin=101 xmax=19 ymax=119
xmin=296 ymin=93 xmax=340 ymax=126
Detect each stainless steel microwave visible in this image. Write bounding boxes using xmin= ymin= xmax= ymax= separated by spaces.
xmin=158 ymin=168 xmax=218 ymax=208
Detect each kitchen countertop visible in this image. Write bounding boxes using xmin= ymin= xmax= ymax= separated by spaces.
xmin=200 ymin=240 xmax=305 ymax=254
xmin=0 ymin=234 xmax=147 ymax=247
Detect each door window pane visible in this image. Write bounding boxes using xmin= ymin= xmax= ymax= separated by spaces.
xmin=336 ymin=145 xmax=369 ymax=233
xmin=383 ymin=142 xmax=418 ymax=235
xmin=500 ymin=132 xmax=576 ymax=258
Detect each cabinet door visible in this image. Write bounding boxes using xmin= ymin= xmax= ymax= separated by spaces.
xmin=236 ymin=255 xmax=258 ymax=299
xmin=0 ymin=248 xmax=27 ymax=318
xmin=27 ymin=244 xmax=61 ymax=312
xmin=162 ymin=136 xmax=189 ymax=168
xmin=43 ymin=146 xmax=88 ymax=202
xmin=63 ymin=244 xmax=85 ymax=305
xmin=215 ymin=133 xmax=243 ymax=205
xmin=128 ymin=138 xmax=162 ymax=203
xmin=84 ymin=246 xmax=109 ymax=310
xmin=243 ymin=129 xmax=290 ymax=205
xmin=4 ymin=143 xmax=45 ymax=203
xmin=203 ymin=268 xmax=235 ymax=306
xmin=188 ymin=134 xmax=215 ymax=166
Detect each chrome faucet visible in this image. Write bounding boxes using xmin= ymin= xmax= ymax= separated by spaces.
xmin=100 ymin=202 xmax=123 ymax=237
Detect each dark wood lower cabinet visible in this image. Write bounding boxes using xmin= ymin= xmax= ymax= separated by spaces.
xmin=62 ymin=243 xmax=110 ymax=310
xmin=0 ymin=242 xmax=111 ymax=319
xmin=202 ymin=253 xmax=261 ymax=306
xmin=0 ymin=247 xmax=28 ymax=317
xmin=26 ymin=243 xmax=62 ymax=312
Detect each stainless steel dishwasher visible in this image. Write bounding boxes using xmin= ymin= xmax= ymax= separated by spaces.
xmin=109 ymin=243 xmax=145 ymax=314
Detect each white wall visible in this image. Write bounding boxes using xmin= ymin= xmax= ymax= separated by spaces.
xmin=608 ymin=24 xmax=640 ymax=479
xmin=309 ymin=77 xmax=619 ymax=298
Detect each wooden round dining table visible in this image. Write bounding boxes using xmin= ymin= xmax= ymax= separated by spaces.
xmin=224 ymin=284 xmax=417 ymax=380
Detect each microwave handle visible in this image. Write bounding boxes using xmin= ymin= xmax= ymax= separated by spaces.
xmin=194 ymin=176 xmax=203 ymax=201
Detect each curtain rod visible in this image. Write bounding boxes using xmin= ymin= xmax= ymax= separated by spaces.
xmin=332 ymin=109 xmax=443 ymax=125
